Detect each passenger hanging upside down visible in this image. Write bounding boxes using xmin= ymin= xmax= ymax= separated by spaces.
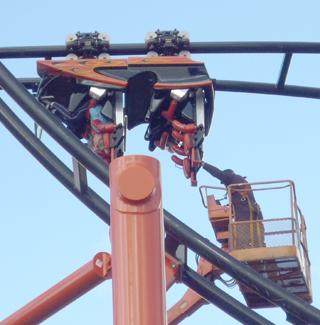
xmin=85 ymin=99 xmax=117 ymax=165
xmin=202 ymin=162 xmax=264 ymax=249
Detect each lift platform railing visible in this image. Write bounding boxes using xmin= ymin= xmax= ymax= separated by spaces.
xmin=228 ymin=181 xmax=310 ymax=278
xmin=296 ymin=207 xmax=312 ymax=296
xmin=230 ymin=217 xmax=294 ymax=250
xmin=200 ymin=180 xmax=312 ymax=300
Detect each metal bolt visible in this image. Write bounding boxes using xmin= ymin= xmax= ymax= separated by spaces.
xmin=95 ymin=259 xmax=103 ymax=268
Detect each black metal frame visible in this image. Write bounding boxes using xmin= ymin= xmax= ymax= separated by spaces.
xmin=1 ymin=41 xmax=320 ymax=324
xmin=214 ymin=79 xmax=320 ymax=99
xmin=7 ymin=77 xmax=320 ymax=100
xmin=2 ymin=41 xmax=320 ymax=100
xmin=0 ymin=98 xmax=273 ymax=325
xmin=0 ymin=63 xmax=108 ymax=184
xmin=181 ymin=266 xmax=274 ymax=325
xmin=1 ymin=60 xmax=320 ymax=324
xmin=2 ymin=41 xmax=320 ymax=58
xmin=0 ymin=98 xmax=110 ymax=223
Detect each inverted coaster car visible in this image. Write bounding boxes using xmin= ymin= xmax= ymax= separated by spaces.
xmin=37 ymin=54 xmax=214 ymax=185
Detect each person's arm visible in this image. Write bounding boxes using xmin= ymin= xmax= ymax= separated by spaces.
xmin=202 ymin=162 xmax=226 ymax=183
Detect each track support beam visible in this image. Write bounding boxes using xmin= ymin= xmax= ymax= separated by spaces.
xmin=1 ymin=253 xmax=111 ymax=325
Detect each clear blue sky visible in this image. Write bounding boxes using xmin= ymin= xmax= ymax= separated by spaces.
xmin=1 ymin=1 xmax=320 ymax=324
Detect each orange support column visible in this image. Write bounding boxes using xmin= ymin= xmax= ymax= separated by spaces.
xmin=110 ymin=155 xmax=166 ymax=325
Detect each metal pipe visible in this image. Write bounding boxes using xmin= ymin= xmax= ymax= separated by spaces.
xmin=182 ymin=266 xmax=274 ymax=325
xmin=1 ymin=78 xmax=40 ymax=91
xmin=13 ymin=77 xmax=320 ymax=100
xmin=188 ymin=41 xmax=320 ymax=54
xmin=0 ymin=45 xmax=66 ymax=59
xmin=214 ymin=79 xmax=320 ymax=99
xmin=1 ymin=252 xmax=111 ymax=325
xmin=110 ymin=156 xmax=166 ymax=325
xmin=3 ymin=42 xmax=320 ymax=58
xmin=0 ymin=61 xmax=109 ymax=185
xmin=17 ymin=78 xmax=40 ymax=92
xmin=290 ymin=183 xmax=296 ymax=246
xmin=0 ymin=98 xmax=110 ymax=223
xmin=277 ymin=53 xmax=292 ymax=88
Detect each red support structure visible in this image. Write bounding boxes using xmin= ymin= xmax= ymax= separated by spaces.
xmin=167 ymin=257 xmax=220 ymax=324
xmin=110 ymin=155 xmax=166 ymax=325
xmin=1 ymin=252 xmax=111 ymax=325
xmin=165 ymin=254 xmax=181 ymax=291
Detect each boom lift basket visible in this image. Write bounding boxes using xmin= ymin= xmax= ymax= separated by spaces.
xmin=199 ymin=180 xmax=312 ymax=308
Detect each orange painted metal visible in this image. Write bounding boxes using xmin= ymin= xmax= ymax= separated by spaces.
xmin=128 ymin=56 xmax=205 ymax=66
xmin=1 ymin=252 xmax=111 ymax=325
xmin=110 ymin=155 xmax=166 ymax=325
xmin=37 ymin=59 xmax=128 ymax=88
xmin=37 ymin=56 xmax=212 ymax=90
xmin=165 ymin=254 xmax=181 ymax=291
xmin=167 ymin=257 xmax=221 ymax=325
xmin=168 ymin=289 xmax=208 ymax=325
